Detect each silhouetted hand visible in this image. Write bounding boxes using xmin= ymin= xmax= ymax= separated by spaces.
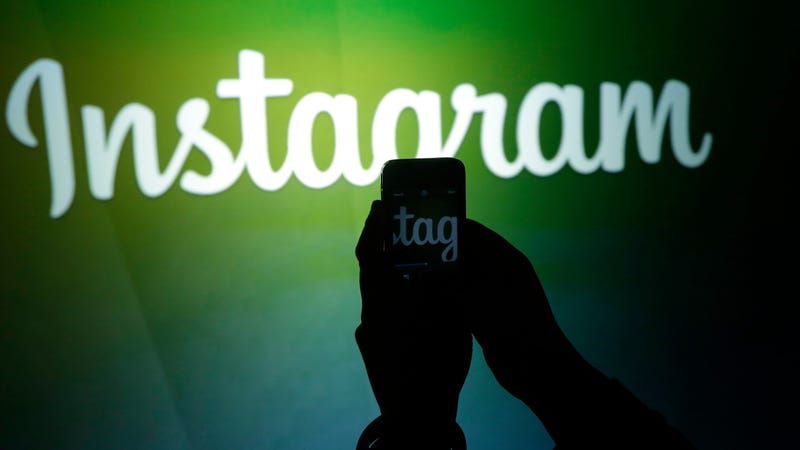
xmin=355 ymin=200 xmax=696 ymax=450
xmin=461 ymin=219 xmax=697 ymax=450
xmin=355 ymin=200 xmax=471 ymax=449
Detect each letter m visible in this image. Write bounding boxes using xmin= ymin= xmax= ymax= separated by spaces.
xmin=599 ymin=80 xmax=712 ymax=171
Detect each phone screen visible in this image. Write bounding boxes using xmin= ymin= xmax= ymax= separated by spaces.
xmin=380 ymin=158 xmax=465 ymax=274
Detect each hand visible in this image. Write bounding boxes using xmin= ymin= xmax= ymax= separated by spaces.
xmin=460 ymin=219 xmax=585 ymax=408
xmin=461 ymin=219 xmax=697 ymax=449
xmin=355 ymin=200 xmax=471 ymax=449
xmin=355 ymin=201 xmax=695 ymax=449
xmin=459 ymin=218 xmax=602 ymax=443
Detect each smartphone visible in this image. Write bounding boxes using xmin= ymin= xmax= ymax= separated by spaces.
xmin=380 ymin=157 xmax=466 ymax=277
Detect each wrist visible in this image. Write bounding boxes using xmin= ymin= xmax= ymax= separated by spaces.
xmin=356 ymin=415 xmax=466 ymax=450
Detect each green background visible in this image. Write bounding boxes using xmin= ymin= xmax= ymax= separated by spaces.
xmin=2 ymin=1 xmax=796 ymax=449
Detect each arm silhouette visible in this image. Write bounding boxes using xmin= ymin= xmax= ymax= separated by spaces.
xmin=355 ymin=200 xmax=697 ymax=449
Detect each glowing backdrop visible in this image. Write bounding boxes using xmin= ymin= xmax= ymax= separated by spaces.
xmin=1 ymin=1 xmax=796 ymax=449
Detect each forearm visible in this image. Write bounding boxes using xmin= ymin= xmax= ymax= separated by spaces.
xmin=511 ymin=346 xmax=696 ymax=450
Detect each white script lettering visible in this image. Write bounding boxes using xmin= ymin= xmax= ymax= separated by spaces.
xmin=392 ymin=206 xmax=458 ymax=262
xmin=5 ymin=49 xmax=713 ymax=218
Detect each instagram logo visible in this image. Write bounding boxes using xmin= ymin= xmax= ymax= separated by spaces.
xmin=392 ymin=206 xmax=458 ymax=262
